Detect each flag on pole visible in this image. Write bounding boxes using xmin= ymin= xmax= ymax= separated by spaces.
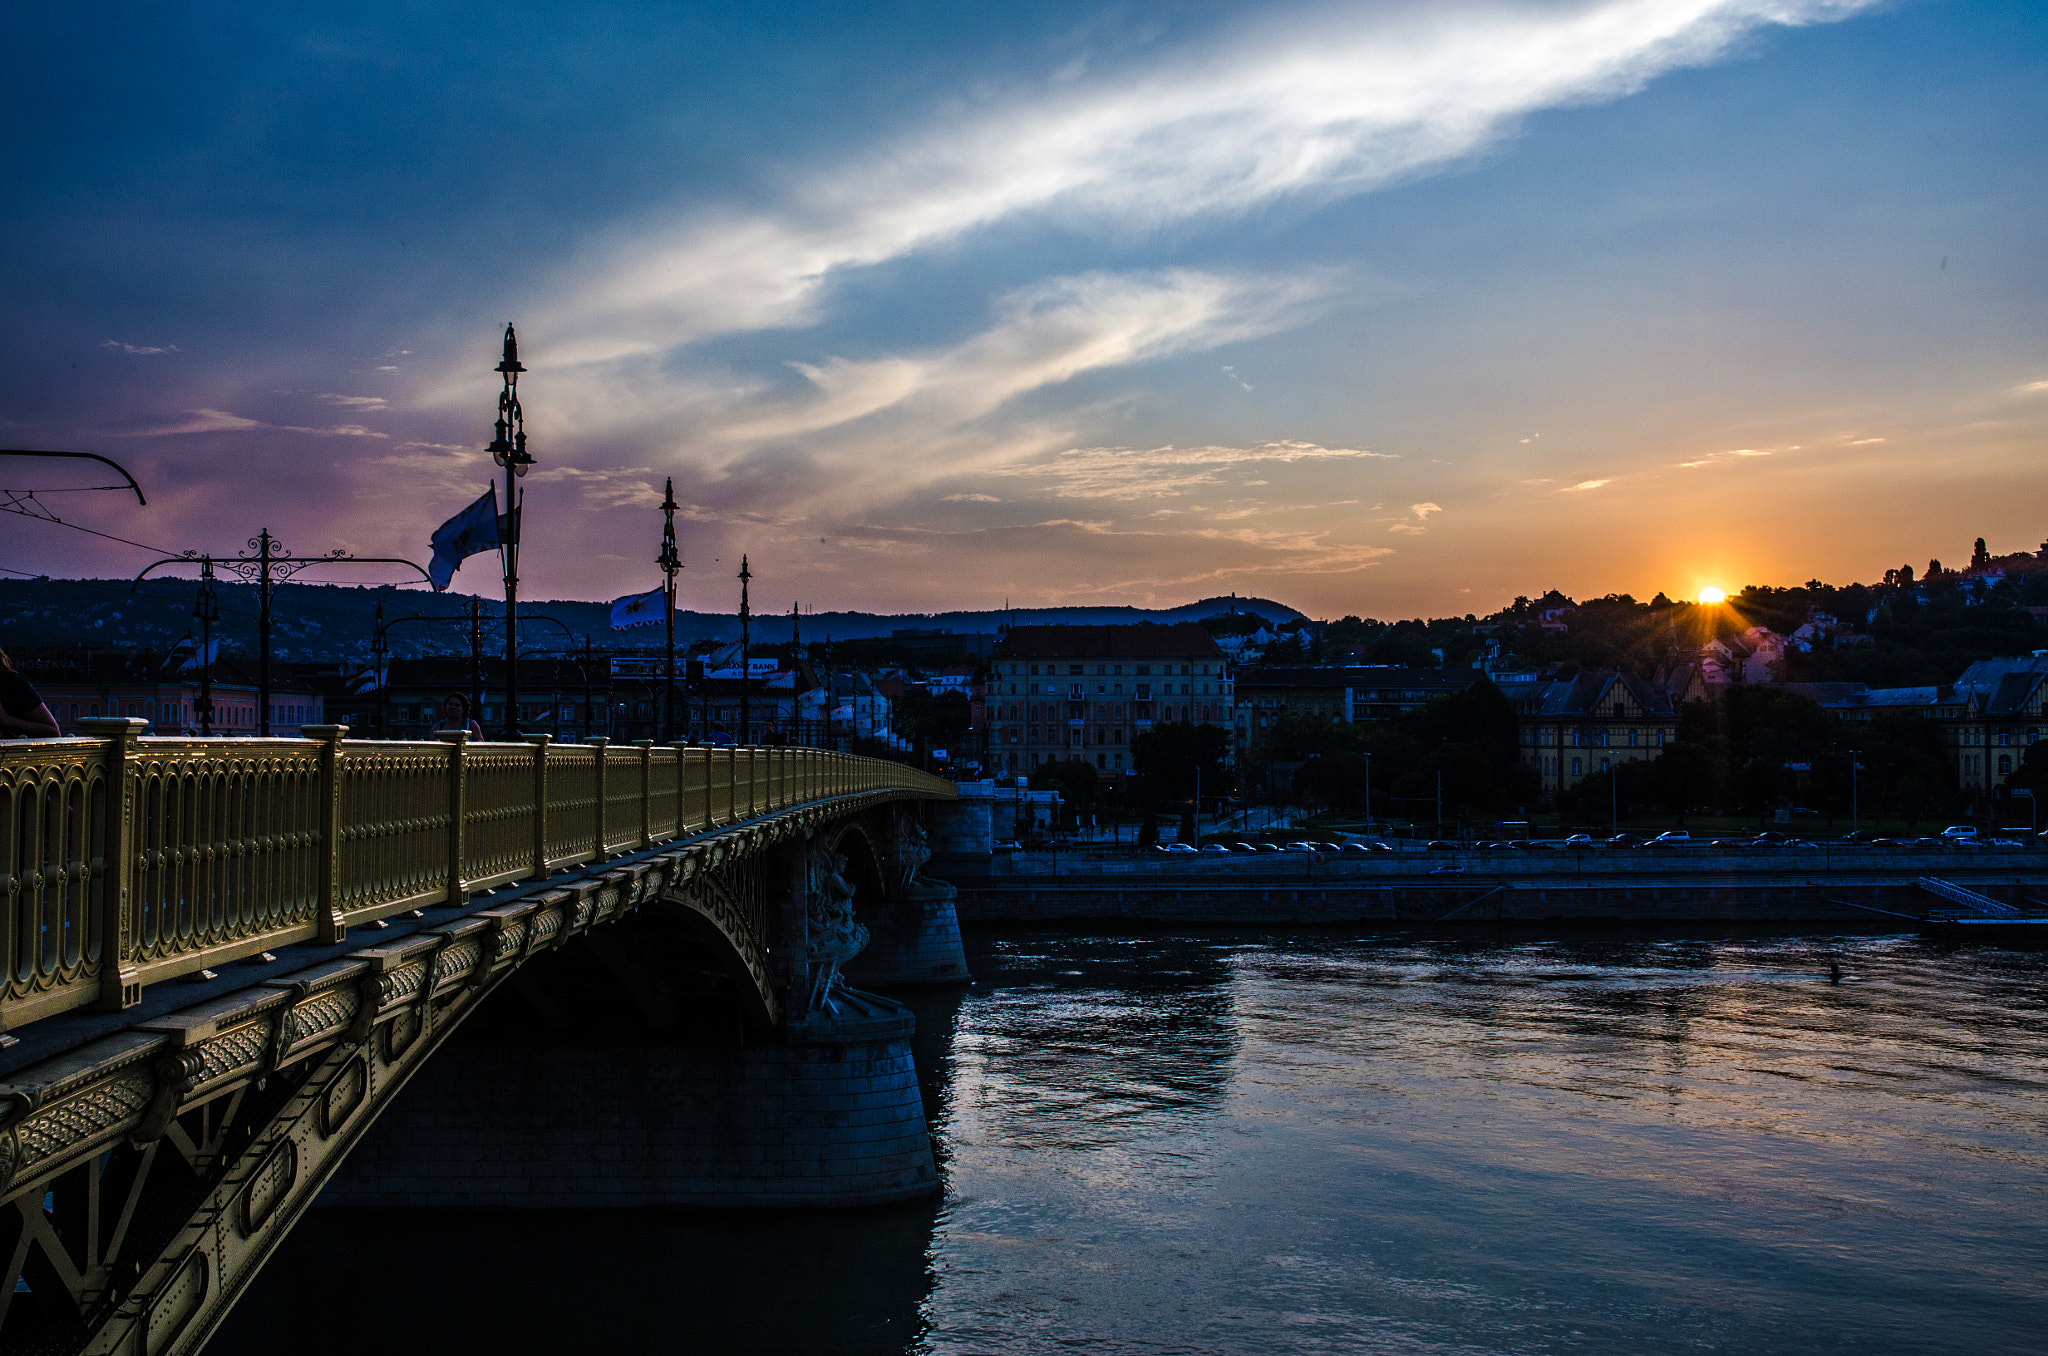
xmin=428 ymin=487 xmax=501 ymax=591
xmin=609 ymin=587 xmax=668 ymax=630
xmin=177 ymin=639 xmax=220 ymax=672
xmin=345 ymin=667 xmax=386 ymax=694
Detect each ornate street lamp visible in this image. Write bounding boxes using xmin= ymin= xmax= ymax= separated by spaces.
xmin=737 ymin=555 xmax=752 ymax=744
xmin=486 ymin=323 xmax=535 ymax=738
xmin=657 ymin=477 xmax=681 ymax=743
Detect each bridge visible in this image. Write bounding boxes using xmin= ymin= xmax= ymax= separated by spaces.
xmin=0 ymin=720 xmax=960 ymax=1355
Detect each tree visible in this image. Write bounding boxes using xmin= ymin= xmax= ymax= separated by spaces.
xmin=1132 ymin=720 xmax=1232 ymax=808
xmin=1292 ymin=750 xmax=1372 ymax=813
xmin=1030 ymin=758 xmax=1098 ymax=829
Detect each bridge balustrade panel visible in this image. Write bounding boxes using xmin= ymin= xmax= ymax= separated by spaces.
xmin=0 ymin=728 xmax=952 ymax=1033
xmin=603 ymin=744 xmax=647 ymax=854
xmin=337 ymin=741 xmax=456 ymax=917
xmin=647 ymin=746 xmax=682 ymax=842
xmin=129 ymin=740 xmax=325 ymax=978
xmin=0 ymin=742 xmax=105 ymax=1026
xmin=462 ymin=743 xmax=541 ymax=889
xmin=545 ymin=742 xmax=601 ymax=869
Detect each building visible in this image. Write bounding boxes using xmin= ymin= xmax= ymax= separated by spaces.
xmin=1233 ymin=666 xmax=1482 ymax=763
xmin=985 ymin=624 xmax=1231 ymax=779
xmin=10 ymin=648 xmax=316 ymax=735
xmin=1498 ymin=670 xmax=1681 ymax=800
xmin=1808 ymin=656 xmax=2048 ymax=794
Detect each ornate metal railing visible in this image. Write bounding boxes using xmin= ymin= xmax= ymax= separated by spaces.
xmin=0 ymin=719 xmax=952 ymax=1032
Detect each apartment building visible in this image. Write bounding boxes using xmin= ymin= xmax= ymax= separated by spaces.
xmin=985 ymin=625 xmax=1231 ymax=778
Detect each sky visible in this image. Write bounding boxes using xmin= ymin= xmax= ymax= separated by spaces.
xmin=2 ymin=0 xmax=2045 ymax=620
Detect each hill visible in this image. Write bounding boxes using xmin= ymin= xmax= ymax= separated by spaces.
xmin=0 ymin=578 xmax=1303 ymax=665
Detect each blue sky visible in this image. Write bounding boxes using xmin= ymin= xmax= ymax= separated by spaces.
xmin=3 ymin=1 xmax=2044 ymax=617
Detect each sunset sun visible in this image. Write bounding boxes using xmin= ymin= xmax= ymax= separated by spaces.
xmin=1698 ymin=587 xmax=1727 ymax=604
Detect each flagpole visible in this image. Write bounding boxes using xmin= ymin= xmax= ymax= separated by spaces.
xmin=657 ymin=477 xmax=681 ymax=744
xmin=487 ymin=324 xmax=534 ymax=740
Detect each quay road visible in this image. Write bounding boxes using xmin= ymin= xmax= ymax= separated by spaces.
xmin=937 ymin=844 xmax=2048 ymax=927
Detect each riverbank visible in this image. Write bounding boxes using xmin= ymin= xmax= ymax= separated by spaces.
xmin=935 ymin=848 xmax=2048 ymax=925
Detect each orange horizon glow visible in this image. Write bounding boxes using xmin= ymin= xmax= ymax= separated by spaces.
xmin=1697 ymin=587 xmax=1727 ymax=604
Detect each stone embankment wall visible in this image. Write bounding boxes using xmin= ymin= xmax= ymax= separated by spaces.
xmin=941 ymin=849 xmax=2048 ymax=926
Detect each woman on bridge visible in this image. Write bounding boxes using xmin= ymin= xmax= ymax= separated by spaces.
xmin=0 ymin=648 xmax=60 ymax=739
xmin=431 ymin=691 xmax=484 ymax=739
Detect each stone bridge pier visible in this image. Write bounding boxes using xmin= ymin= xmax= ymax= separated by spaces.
xmin=321 ymin=803 xmax=969 ymax=1210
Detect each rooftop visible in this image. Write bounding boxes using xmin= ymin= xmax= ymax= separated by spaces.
xmin=992 ymin=624 xmax=1223 ymax=661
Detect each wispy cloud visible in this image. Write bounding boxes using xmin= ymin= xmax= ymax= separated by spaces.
xmin=991 ymin=438 xmax=1394 ymax=500
xmin=318 ymin=393 xmax=388 ymax=410
xmin=526 ymin=0 xmax=1875 ymax=367
xmin=2017 ymin=378 xmax=2048 ymax=394
xmin=124 ymin=408 xmax=391 ymax=438
xmin=719 ymin=269 xmax=1329 ymax=444
xmin=1675 ymin=447 xmax=1772 ymax=468
xmin=101 ymin=339 xmax=177 ymax=355
xmin=1560 ymin=478 xmax=1611 ymax=491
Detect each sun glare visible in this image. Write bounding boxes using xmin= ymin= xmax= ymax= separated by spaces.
xmin=1698 ymin=587 xmax=1727 ymax=604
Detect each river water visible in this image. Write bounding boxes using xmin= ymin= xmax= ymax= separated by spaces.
xmin=212 ymin=930 xmax=2048 ymax=1354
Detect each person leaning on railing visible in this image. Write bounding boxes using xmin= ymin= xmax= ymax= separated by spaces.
xmin=430 ymin=691 xmax=484 ymax=739
xmin=0 ymin=647 xmax=61 ymax=739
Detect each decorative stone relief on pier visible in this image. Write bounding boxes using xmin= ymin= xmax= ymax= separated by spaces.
xmin=893 ymin=812 xmax=934 ymax=890
xmin=805 ymin=832 xmax=870 ymax=1015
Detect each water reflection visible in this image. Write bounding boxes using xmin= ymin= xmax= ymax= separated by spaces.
xmin=210 ymin=930 xmax=2048 ymax=1356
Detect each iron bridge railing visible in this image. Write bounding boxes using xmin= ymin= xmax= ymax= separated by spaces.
xmin=0 ymin=719 xmax=954 ymax=1032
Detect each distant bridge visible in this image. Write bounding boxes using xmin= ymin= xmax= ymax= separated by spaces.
xmin=0 ymin=721 xmax=956 ymax=1354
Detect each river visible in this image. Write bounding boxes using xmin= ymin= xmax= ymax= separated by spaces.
xmin=211 ymin=930 xmax=2048 ymax=1354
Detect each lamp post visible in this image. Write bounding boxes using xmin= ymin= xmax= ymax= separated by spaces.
xmin=657 ymin=477 xmax=681 ymax=743
xmin=737 ymin=554 xmax=752 ymax=745
xmin=485 ymin=324 xmax=534 ymax=739
xmin=371 ymin=600 xmax=387 ymax=737
xmin=192 ymin=556 xmax=218 ymax=735
xmin=135 ymin=537 xmax=429 ymax=736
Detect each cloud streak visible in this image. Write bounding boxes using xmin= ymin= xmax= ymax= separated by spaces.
xmin=528 ymin=0 xmax=1873 ymax=367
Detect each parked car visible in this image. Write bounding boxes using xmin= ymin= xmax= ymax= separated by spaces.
xmin=1708 ymin=839 xmax=1747 ymax=849
xmin=1606 ymin=833 xmax=1645 ymax=849
xmin=1987 ymin=838 xmax=2025 ymax=849
xmin=1366 ymin=841 xmax=1395 ymax=853
xmin=1282 ymin=841 xmax=1321 ymax=854
xmin=1230 ymin=842 xmax=1262 ymax=854
xmin=1162 ymin=842 xmax=1198 ymax=854
xmin=1940 ymin=825 xmax=1979 ymax=840
xmin=1562 ymin=834 xmax=1595 ymax=847
xmin=992 ymin=839 xmax=1021 ymax=852
xmin=1648 ymin=831 xmax=1691 ymax=846
xmin=1200 ymin=844 xmax=1234 ymax=854
xmin=1424 ymin=840 xmax=1459 ymax=852
xmin=1336 ymin=842 xmax=1374 ymax=855
xmin=1428 ymin=864 xmax=1465 ymax=874
xmin=1511 ymin=839 xmax=1555 ymax=851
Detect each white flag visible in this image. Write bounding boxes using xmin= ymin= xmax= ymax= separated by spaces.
xmin=428 ymin=487 xmax=501 ymax=591
xmin=610 ymin=587 xmax=667 ymax=630
xmin=177 ymin=639 xmax=220 ymax=672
